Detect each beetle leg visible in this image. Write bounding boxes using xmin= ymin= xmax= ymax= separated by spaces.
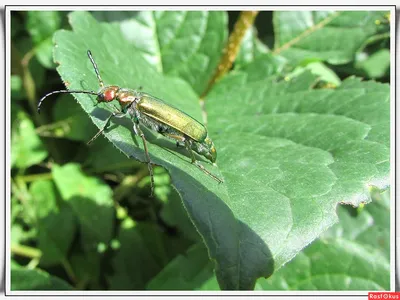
xmin=133 ymin=122 xmax=154 ymax=197
xmin=87 ymin=111 xmax=125 ymax=145
xmin=162 ymin=133 xmax=185 ymax=147
xmin=183 ymin=140 xmax=223 ymax=183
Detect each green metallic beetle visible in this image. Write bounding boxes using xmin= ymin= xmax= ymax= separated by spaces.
xmin=37 ymin=50 xmax=223 ymax=196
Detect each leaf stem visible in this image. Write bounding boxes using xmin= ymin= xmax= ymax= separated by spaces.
xmin=17 ymin=172 xmax=53 ymax=183
xmin=35 ymin=119 xmax=73 ymax=138
xmin=356 ymin=32 xmax=390 ymax=53
xmin=200 ymin=11 xmax=259 ymax=98
xmin=21 ymin=47 xmax=38 ymax=113
xmin=11 ymin=243 xmax=42 ymax=259
xmin=76 ymin=275 xmax=90 ymax=290
xmin=273 ymin=12 xmax=340 ymax=55
xmin=113 ymin=168 xmax=150 ymax=201
xmin=61 ymin=258 xmax=77 ymax=284
xmin=26 ymin=257 xmax=41 ymax=269
xmin=12 ymin=42 xmax=64 ymax=163
xmin=85 ymin=161 xmax=142 ymax=174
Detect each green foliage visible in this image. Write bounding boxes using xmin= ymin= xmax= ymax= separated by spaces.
xmin=26 ymin=11 xmax=62 ymax=68
xmin=146 ymin=190 xmax=390 ymax=290
xmin=257 ymin=189 xmax=390 ymax=290
xmin=273 ymin=11 xmax=388 ymax=65
xmin=119 ymin=11 xmax=228 ymax=95
xmin=11 ymin=110 xmax=48 ymax=169
xmin=235 ymin=27 xmax=270 ymax=68
xmin=10 ymin=10 xmax=390 ymax=292
xmin=11 ymin=268 xmax=74 ymax=290
xmin=52 ymin=163 xmax=114 ymax=251
xmin=30 ymin=180 xmax=77 ymax=266
xmin=51 ymin=94 xmax=98 ymax=141
xmin=147 ymin=243 xmax=216 ymax=290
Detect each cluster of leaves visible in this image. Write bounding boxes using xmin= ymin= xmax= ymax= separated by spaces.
xmin=10 ymin=10 xmax=390 ymax=291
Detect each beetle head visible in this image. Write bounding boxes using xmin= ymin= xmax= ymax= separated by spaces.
xmin=204 ymin=137 xmax=217 ymax=163
xmin=97 ymin=86 xmax=120 ymax=103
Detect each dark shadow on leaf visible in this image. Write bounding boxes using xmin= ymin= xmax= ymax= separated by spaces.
xmin=36 ymin=202 xmax=77 ymax=267
xmin=169 ymin=165 xmax=274 ymax=290
xmin=68 ymin=195 xmax=115 ymax=252
xmin=115 ymin=138 xmax=274 ymax=290
xmin=88 ymin=106 xmax=139 ymax=147
xmin=106 ymin=222 xmax=162 ymax=290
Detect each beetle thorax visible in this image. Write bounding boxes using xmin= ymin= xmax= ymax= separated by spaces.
xmin=116 ymin=88 xmax=141 ymax=107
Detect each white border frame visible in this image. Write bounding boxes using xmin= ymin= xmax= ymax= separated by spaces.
xmin=4 ymin=5 xmax=396 ymax=298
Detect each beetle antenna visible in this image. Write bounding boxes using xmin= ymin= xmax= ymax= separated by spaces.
xmin=87 ymin=50 xmax=104 ymax=88
xmin=37 ymin=90 xmax=98 ymax=114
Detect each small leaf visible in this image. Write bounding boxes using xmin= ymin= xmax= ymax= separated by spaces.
xmin=35 ymin=37 xmax=58 ymax=69
xmin=303 ymin=62 xmax=341 ymax=86
xmin=11 ymin=75 xmax=24 ymax=101
xmin=274 ymin=11 xmax=389 ymax=65
xmin=106 ymin=218 xmax=160 ymax=290
xmin=11 ymin=224 xmax=30 ymax=245
xmin=11 ymin=111 xmax=48 ymax=169
xmin=26 ymin=11 xmax=61 ymax=68
xmin=52 ymin=163 xmax=114 ymax=251
xmin=69 ymin=251 xmax=99 ymax=288
xmin=11 ymin=259 xmax=23 ymax=269
xmin=11 ymin=268 xmax=73 ymax=290
xmin=356 ymin=49 xmax=390 ymax=78
xmin=119 ymin=11 xmax=228 ymax=94
xmin=27 ymin=11 xmax=61 ymax=43
xmin=147 ymin=243 xmax=216 ymax=290
xmin=52 ymin=94 xmax=98 ymax=141
xmin=30 ymin=180 xmax=77 ymax=266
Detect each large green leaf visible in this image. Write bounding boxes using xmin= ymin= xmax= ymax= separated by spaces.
xmin=119 ymin=11 xmax=227 ymax=94
xmin=48 ymin=11 xmax=389 ymax=290
xmin=273 ymin=11 xmax=389 ymax=65
xmin=84 ymin=135 xmax=142 ymax=173
xmin=256 ymin=190 xmax=390 ymax=290
xmin=147 ymin=190 xmax=390 ymax=290
xmin=207 ymin=69 xmax=389 ymax=271
xmin=159 ymin=183 xmax=201 ymax=242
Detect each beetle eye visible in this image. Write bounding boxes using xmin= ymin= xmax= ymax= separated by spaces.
xmin=97 ymin=94 xmax=105 ymax=102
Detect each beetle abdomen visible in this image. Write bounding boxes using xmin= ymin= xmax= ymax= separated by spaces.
xmin=137 ymin=94 xmax=207 ymax=142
